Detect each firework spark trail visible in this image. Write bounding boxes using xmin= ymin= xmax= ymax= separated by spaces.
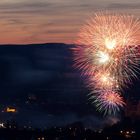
xmin=90 ymin=90 xmax=125 ymax=115
xmin=73 ymin=11 xmax=140 ymax=115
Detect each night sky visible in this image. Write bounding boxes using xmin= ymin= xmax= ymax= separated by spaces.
xmin=0 ymin=0 xmax=140 ymax=129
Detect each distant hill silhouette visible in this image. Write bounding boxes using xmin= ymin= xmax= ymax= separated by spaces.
xmin=0 ymin=43 xmax=102 ymax=128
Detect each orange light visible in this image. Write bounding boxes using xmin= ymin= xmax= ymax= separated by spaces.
xmin=6 ymin=107 xmax=16 ymax=113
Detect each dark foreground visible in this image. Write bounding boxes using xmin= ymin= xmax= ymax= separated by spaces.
xmin=0 ymin=119 xmax=139 ymax=140
xmin=0 ymin=126 xmax=138 ymax=140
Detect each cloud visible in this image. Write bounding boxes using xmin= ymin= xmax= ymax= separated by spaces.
xmin=47 ymin=30 xmax=76 ymax=34
xmin=0 ymin=0 xmax=140 ymax=44
xmin=0 ymin=0 xmax=100 ymax=14
xmin=0 ymin=1 xmax=54 ymax=16
xmin=108 ymin=3 xmax=140 ymax=9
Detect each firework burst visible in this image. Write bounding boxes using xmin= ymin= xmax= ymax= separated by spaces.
xmin=74 ymin=12 xmax=140 ymax=86
xmin=91 ymin=90 xmax=125 ymax=115
xmin=73 ymin=11 xmax=140 ymax=115
xmin=89 ymin=70 xmax=119 ymax=90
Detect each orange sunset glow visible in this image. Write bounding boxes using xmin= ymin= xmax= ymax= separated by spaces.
xmin=0 ymin=0 xmax=140 ymax=44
